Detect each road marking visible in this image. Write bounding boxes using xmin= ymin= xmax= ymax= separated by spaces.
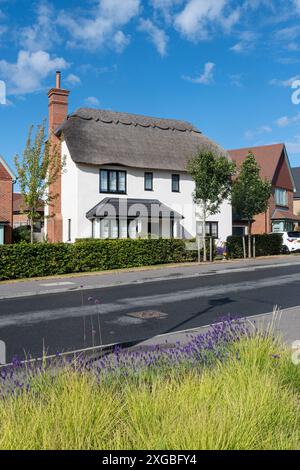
xmin=39 ymin=281 xmax=75 ymax=287
xmin=0 ymin=272 xmax=300 ymax=327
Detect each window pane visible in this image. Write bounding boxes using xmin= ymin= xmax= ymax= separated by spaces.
xmin=110 ymin=219 xmax=118 ymax=239
xmin=275 ymin=188 xmax=286 ymax=206
xmin=118 ymin=172 xmax=126 ymax=192
xmin=172 ymin=174 xmax=179 ymax=192
xmin=109 ymin=171 xmax=117 ymax=192
xmin=100 ymin=170 xmax=108 ymax=192
xmin=211 ymin=223 xmax=218 ymax=237
xmin=145 ymin=172 xmax=153 ymax=191
xmin=128 ymin=220 xmax=137 ymax=239
xmin=101 ymin=219 xmax=110 ymax=238
xmin=119 ymin=219 xmax=128 ymax=238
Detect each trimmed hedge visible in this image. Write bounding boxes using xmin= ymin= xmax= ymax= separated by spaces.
xmin=226 ymin=234 xmax=283 ymax=259
xmin=0 ymin=239 xmax=197 ymax=281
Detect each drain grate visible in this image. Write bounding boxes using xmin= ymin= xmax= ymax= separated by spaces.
xmin=128 ymin=310 xmax=167 ymax=319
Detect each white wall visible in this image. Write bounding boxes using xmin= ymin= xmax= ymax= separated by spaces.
xmin=61 ymin=140 xmax=78 ymax=242
xmin=61 ymin=143 xmax=232 ymax=243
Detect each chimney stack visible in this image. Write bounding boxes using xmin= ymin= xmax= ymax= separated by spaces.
xmin=47 ymin=72 xmax=70 ymax=243
xmin=56 ymin=70 xmax=61 ymax=89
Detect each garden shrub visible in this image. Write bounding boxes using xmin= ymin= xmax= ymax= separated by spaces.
xmin=0 ymin=238 xmax=192 ymax=280
xmin=12 ymin=226 xmax=31 ymax=244
xmin=226 ymin=233 xmax=283 ymax=259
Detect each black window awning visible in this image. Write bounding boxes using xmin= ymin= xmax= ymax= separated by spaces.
xmin=86 ymin=198 xmax=183 ymax=220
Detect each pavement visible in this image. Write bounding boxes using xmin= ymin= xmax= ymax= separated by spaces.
xmin=132 ymin=306 xmax=300 ymax=351
xmin=1 ymin=255 xmax=300 ymax=364
xmin=0 ymin=254 xmax=300 ymax=299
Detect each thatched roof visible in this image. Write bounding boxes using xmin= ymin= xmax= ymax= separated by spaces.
xmin=56 ymin=108 xmax=226 ymax=172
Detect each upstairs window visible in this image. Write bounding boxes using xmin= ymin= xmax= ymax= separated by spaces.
xmin=144 ymin=172 xmax=153 ymax=191
xmin=100 ymin=169 xmax=126 ymax=194
xmin=275 ymin=188 xmax=287 ymax=206
xmin=172 ymin=174 xmax=180 ymax=192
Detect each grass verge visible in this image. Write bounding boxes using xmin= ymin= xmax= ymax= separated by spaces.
xmin=0 ymin=319 xmax=299 ymax=450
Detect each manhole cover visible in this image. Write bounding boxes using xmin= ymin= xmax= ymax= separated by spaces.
xmin=128 ymin=310 xmax=167 ymax=319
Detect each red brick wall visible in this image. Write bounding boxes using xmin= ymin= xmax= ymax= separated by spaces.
xmin=251 ymin=152 xmax=294 ymax=234
xmin=0 ymin=162 xmax=13 ymax=243
xmin=273 ymin=154 xmax=294 ymax=190
xmin=47 ymin=85 xmax=69 ymax=243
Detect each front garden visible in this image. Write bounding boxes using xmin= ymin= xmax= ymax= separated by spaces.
xmin=0 ymin=234 xmax=284 ymax=281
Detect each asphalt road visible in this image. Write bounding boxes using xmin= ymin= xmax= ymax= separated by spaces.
xmin=1 ymin=262 xmax=300 ymax=362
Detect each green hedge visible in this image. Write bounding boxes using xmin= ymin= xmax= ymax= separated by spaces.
xmin=0 ymin=239 xmax=197 ymax=281
xmin=226 ymin=234 xmax=283 ymax=259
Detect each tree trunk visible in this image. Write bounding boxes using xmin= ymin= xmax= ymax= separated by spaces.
xmin=248 ymin=221 xmax=252 ymax=259
xmin=30 ymin=208 xmax=35 ymax=244
xmin=30 ymin=220 xmax=34 ymax=244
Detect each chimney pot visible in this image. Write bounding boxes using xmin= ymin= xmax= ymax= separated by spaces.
xmin=56 ymin=71 xmax=61 ymax=89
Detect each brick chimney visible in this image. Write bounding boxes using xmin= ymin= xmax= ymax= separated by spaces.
xmin=47 ymin=71 xmax=69 ymax=243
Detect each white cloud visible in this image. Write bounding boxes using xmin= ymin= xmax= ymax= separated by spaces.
xmin=20 ymin=1 xmax=59 ymax=51
xmin=84 ymin=96 xmax=101 ymax=107
xmin=230 ymin=31 xmax=257 ymax=54
xmin=174 ymin=0 xmax=239 ymax=41
xmin=294 ymin=0 xmax=300 ymax=12
xmin=150 ymin=0 xmax=183 ymax=22
xmin=113 ymin=31 xmax=131 ymax=52
xmin=65 ymin=73 xmax=81 ymax=86
xmin=269 ymin=75 xmax=300 ymax=87
xmin=183 ymin=62 xmax=215 ymax=85
xmin=276 ymin=25 xmax=300 ymax=41
xmin=138 ymin=18 xmax=168 ymax=56
xmin=276 ymin=112 xmax=300 ymax=127
xmin=0 ymin=8 xmax=6 ymax=41
xmin=0 ymin=50 xmax=69 ymax=95
xmin=244 ymin=125 xmax=272 ymax=140
xmin=58 ymin=0 xmax=140 ymax=51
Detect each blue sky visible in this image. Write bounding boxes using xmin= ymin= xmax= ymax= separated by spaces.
xmin=1 ymin=0 xmax=300 ymax=174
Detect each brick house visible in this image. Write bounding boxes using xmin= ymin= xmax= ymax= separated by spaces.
xmin=228 ymin=144 xmax=300 ymax=235
xmin=292 ymin=167 xmax=300 ymax=217
xmin=0 ymin=155 xmax=15 ymax=244
xmin=13 ymin=193 xmax=44 ymax=240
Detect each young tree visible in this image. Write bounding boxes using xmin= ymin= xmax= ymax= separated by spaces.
xmin=14 ymin=120 xmax=64 ymax=243
xmin=187 ymin=149 xmax=236 ymax=262
xmin=231 ymin=151 xmax=272 ymax=258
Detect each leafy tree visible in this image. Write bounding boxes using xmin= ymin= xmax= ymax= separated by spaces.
xmin=231 ymin=152 xmax=272 ymax=258
xmin=14 ymin=120 xmax=64 ymax=243
xmin=187 ymin=149 xmax=236 ymax=261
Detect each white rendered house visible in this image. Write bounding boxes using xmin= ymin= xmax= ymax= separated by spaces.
xmin=45 ymin=73 xmax=232 ymax=244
